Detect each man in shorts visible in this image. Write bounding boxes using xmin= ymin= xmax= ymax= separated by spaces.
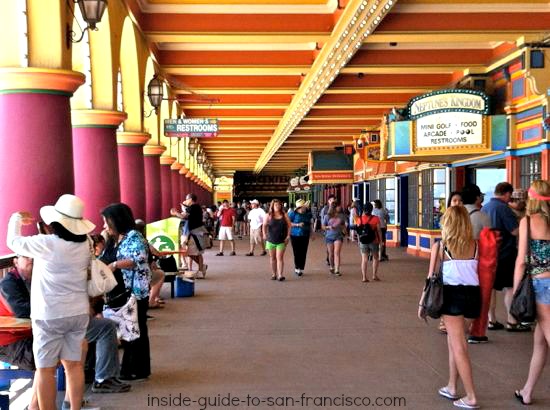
xmin=216 ymin=200 xmax=236 ymax=256
xmin=246 ymin=200 xmax=267 ymax=256
xmin=358 ymin=202 xmax=383 ymax=282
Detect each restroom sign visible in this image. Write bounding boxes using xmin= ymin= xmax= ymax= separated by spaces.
xmin=165 ymin=118 xmax=219 ymax=138
xmin=416 ymin=112 xmax=483 ymax=148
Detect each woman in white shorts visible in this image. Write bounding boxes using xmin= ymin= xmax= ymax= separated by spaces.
xmin=7 ymin=194 xmax=94 ymax=410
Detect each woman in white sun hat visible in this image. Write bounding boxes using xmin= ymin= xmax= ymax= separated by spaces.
xmin=7 ymin=194 xmax=95 ymax=410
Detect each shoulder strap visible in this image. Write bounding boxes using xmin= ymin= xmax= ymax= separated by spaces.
xmin=526 ymin=215 xmax=531 ymax=257
xmin=469 ymin=209 xmax=480 ymax=215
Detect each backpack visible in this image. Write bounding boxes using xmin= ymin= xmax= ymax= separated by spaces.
xmin=358 ymin=215 xmax=376 ymax=245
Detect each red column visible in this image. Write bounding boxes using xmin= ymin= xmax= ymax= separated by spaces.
xmin=541 ymin=149 xmax=550 ymax=181
xmin=0 ymin=69 xmax=84 ymax=255
xmin=72 ymin=110 xmax=126 ymax=229
xmin=506 ymin=156 xmax=520 ymax=186
xmin=160 ymin=157 xmax=176 ymax=219
xmin=116 ymin=132 xmax=150 ymax=221
xmin=454 ymin=166 xmax=466 ymax=191
xmin=144 ymin=145 xmax=166 ymax=223
xmin=179 ymin=168 xmax=189 ymax=200
xmin=171 ymin=162 xmax=183 ymax=207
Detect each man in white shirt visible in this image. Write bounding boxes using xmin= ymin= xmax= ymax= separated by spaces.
xmin=246 ymin=200 xmax=267 ymax=256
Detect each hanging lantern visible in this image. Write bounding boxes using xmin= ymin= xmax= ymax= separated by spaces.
xmin=147 ymin=74 xmax=163 ymax=112
xmin=188 ymin=138 xmax=198 ymax=155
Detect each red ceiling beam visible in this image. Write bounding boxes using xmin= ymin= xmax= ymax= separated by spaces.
xmin=160 ymin=50 xmax=315 ymax=66
xmin=348 ymin=49 xmax=494 ymax=66
xmin=379 ymin=12 xmax=550 ymax=31
xmin=141 ymin=13 xmax=335 ymax=32
xmin=171 ymin=75 xmax=301 ymax=88
xmin=331 ymin=73 xmax=453 ymax=88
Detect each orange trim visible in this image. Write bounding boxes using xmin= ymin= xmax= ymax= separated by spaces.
xmin=143 ymin=144 xmax=166 ymax=156
xmin=116 ymin=132 xmax=150 ymax=146
xmin=160 ymin=156 xmax=177 ymax=165
xmin=171 ymin=162 xmax=183 ymax=171
xmin=71 ymin=110 xmax=127 ymax=127
xmin=0 ymin=68 xmax=85 ymax=94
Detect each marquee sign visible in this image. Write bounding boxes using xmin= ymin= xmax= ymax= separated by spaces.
xmin=164 ymin=118 xmax=219 ymax=138
xmin=408 ymin=89 xmax=489 ymax=120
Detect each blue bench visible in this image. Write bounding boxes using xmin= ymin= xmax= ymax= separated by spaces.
xmin=0 ymin=366 xmax=65 ymax=410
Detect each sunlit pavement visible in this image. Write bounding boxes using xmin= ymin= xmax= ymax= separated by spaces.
xmin=87 ymin=235 xmax=549 ymax=410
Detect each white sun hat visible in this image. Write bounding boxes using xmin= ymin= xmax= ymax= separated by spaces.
xmin=40 ymin=194 xmax=96 ymax=235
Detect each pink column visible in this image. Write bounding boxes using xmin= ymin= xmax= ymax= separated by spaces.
xmin=143 ymin=145 xmax=166 ymax=223
xmin=179 ymin=168 xmax=189 ymax=199
xmin=72 ymin=110 xmax=126 ymax=229
xmin=0 ymin=69 xmax=84 ymax=255
xmin=171 ymin=163 xmax=182 ymax=207
xmin=116 ymin=132 xmax=150 ymax=221
xmin=160 ymin=157 xmax=176 ymax=219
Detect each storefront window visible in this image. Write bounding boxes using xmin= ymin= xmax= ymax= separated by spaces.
xmin=520 ymin=154 xmax=541 ymax=189
xmin=417 ymin=169 xmax=446 ymax=229
xmin=384 ymin=178 xmax=396 ymax=224
xmin=408 ymin=174 xmax=419 ymax=228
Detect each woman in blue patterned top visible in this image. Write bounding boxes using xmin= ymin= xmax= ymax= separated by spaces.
xmin=288 ymin=199 xmax=313 ymax=276
xmin=102 ymin=203 xmax=152 ymax=381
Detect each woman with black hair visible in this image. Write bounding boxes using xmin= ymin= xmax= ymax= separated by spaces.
xmin=101 ymin=203 xmax=152 ymax=381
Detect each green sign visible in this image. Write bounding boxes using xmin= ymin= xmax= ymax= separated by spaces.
xmin=146 ymin=217 xmax=180 ymax=253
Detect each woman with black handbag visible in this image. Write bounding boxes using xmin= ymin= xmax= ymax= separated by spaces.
xmin=513 ymin=180 xmax=550 ymax=406
xmin=101 ymin=203 xmax=152 ymax=382
xmin=418 ymin=206 xmax=481 ymax=409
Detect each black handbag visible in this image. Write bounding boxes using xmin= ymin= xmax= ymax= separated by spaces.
xmin=510 ymin=217 xmax=536 ymax=323
xmin=421 ymin=242 xmax=444 ymax=319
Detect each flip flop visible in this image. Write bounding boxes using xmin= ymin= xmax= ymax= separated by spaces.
xmin=514 ymin=390 xmax=531 ymax=405
xmin=453 ymin=398 xmax=479 ymax=409
xmin=438 ymin=387 xmax=459 ymax=400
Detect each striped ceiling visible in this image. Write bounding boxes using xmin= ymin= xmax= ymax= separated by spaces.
xmin=127 ymin=0 xmax=550 ymax=174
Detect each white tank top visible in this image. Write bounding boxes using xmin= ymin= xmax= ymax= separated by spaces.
xmin=442 ymin=244 xmax=479 ymax=286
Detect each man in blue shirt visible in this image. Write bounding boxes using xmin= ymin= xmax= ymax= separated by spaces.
xmin=483 ymin=182 xmax=528 ymax=331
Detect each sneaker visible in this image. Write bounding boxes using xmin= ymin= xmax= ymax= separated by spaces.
xmin=260 ymin=251 xmax=267 ymax=256
xmin=245 ymin=252 xmax=254 ymax=256
xmin=92 ymin=377 xmax=132 ymax=393
xmin=334 ymin=271 xmax=341 ymax=276
xmin=119 ymin=374 xmax=149 ymax=382
xmin=506 ymin=322 xmax=532 ymax=332
xmin=329 ymin=267 xmax=335 ymax=275
xmin=467 ymin=336 xmax=489 ymax=344
xmin=297 ymin=270 xmax=303 ymax=277
xmin=294 ymin=269 xmax=300 ymax=276
xmin=230 ymin=251 xmax=236 ymax=256
xmin=216 ymin=252 xmax=224 ymax=256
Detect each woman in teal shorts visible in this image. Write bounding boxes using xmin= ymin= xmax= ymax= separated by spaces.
xmin=263 ymin=199 xmax=291 ymax=281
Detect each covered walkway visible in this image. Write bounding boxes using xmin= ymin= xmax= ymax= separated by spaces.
xmin=90 ymin=238 xmax=548 ymax=410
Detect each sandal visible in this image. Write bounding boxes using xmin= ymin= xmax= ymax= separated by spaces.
xmin=514 ymin=390 xmax=531 ymax=405
xmin=439 ymin=319 xmax=447 ymax=334
xmin=438 ymin=386 xmax=460 ymax=400
xmin=453 ymin=398 xmax=479 ymax=409
xmin=271 ymin=275 xmax=277 ymax=280
xmin=488 ymin=321 xmax=504 ymax=330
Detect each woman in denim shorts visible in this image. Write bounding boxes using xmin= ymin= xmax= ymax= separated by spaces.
xmin=322 ymin=204 xmax=346 ymax=276
xmin=513 ymin=180 xmax=550 ymax=406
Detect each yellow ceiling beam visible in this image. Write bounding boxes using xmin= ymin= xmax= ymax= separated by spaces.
xmin=146 ymin=32 xmax=329 ymax=43
xmin=363 ymin=31 xmax=542 ymax=44
xmin=175 ymin=88 xmax=298 ymax=95
xmin=174 ymin=87 xmax=432 ymax=95
xmin=182 ymin=103 xmax=396 ymax=109
xmin=254 ymin=0 xmax=398 ymax=172
xmin=340 ymin=65 xmax=482 ymax=74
